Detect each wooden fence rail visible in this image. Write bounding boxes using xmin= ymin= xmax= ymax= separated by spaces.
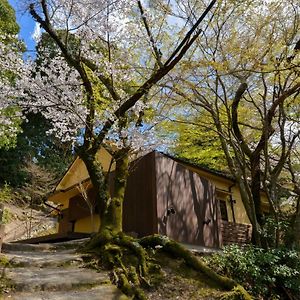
xmin=221 ymin=220 xmax=252 ymax=246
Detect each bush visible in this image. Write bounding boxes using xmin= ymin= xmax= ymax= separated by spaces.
xmin=204 ymin=244 xmax=300 ymax=299
xmin=0 ymin=183 xmax=12 ymax=203
xmin=261 ymin=215 xmax=294 ymax=248
xmin=2 ymin=208 xmax=12 ymax=224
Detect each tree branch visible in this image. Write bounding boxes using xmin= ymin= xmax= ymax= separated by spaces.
xmin=29 ymin=0 xmax=217 ymax=155
xmin=164 ymin=0 xmax=216 ymax=67
xmin=254 ymin=81 xmax=300 ymax=157
xmin=137 ymin=0 xmax=163 ymax=68
xmin=29 ymin=1 xmax=121 ymax=102
xmin=231 ymin=82 xmax=252 ymax=157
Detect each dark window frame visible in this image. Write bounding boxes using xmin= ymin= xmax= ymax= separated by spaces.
xmin=219 ymin=199 xmax=228 ymax=221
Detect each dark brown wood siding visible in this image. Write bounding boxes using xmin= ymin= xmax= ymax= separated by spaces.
xmin=123 ymin=152 xmax=157 ymax=237
xmin=155 ymin=152 xmax=221 ymax=248
xmin=58 ymin=209 xmax=73 ymax=234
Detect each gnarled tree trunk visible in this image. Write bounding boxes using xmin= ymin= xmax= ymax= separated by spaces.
xmin=100 ymin=148 xmax=129 ymax=234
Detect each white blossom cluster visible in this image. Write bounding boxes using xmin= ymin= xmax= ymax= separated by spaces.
xmin=108 ymin=122 xmax=160 ymax=154
xmin=45 ymin=0 xmax=166 ymax=85
xmin=106 ymin=96 xmax=164 ymax=154
xmin=51 ymin=0 xmax=135 ymax=36
xmin=19 ymin=56 xmax=87 ymax=142
xmin=0 ymin=39 xmax=25 ymax=148
xmin=2 ymin=0 xmax=201 ymax=150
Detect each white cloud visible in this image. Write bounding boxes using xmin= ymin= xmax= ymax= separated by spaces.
xmin=31 ymin=22 xmax=42 ymax=43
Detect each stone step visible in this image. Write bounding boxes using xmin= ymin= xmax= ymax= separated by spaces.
xmin=2 ymin=251 xmax=83 ymax=268
xmin=2 ymin=242 xmax=59 ymax=253
xmin=2 ymin=238 xmax=89 ymax=253
xmin=3 ymin=285 xmax=128 ymax=300
xmin=1 ymin=240 xmax=127 ymax=300
xmin=4 ymin=267 xmax=110 ymax=293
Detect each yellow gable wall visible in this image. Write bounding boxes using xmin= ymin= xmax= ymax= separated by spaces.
xmin=48 ymin=147 xmax=112 ymax=234
xmin=49 ymin=180 xmax=91 ymax=205
xmin=230 ymin=185 xmax=250 ymax=224
xmin=179 ymin=163 xmax=269 ymax=225
xmin=74 ymin=214 xmax=101 ymax=233
xmin=55 ymin=147 xmax=114 ymax=192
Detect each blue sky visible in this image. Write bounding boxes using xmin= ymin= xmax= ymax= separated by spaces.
xmin=8 ymin=0 xmax=36 ymax=54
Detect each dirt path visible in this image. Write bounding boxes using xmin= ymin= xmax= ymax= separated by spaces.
xmin=0 ymin=241 xmax=127 ymax=300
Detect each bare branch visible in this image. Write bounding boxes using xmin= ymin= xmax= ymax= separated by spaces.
xmin=137 ymin=0 xmax=163 ymax=67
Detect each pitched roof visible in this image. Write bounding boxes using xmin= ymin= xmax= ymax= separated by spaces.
xmin=51 ymin=149 xmax=235 ymax=195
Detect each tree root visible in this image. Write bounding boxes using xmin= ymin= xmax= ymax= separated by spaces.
xmin=82 ymin=231 xmax=158 ymax=299
xmin=82 ymin=232 xmax=252 ymax=300
xmin=139 ymin=234 xmax=252 ymax=300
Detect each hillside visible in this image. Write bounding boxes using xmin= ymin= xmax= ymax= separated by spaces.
xmin=2 ymin=202 xmax=56 ymax=243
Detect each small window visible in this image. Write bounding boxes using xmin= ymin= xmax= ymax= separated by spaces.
xmin=219 ymin=200 xmax=228 ymax=221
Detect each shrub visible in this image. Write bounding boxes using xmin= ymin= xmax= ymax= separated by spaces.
xmin=204 ymin=244 xmax=300 ymax=299
xmin=2 ymin=208 xmax=12 ymax=224
xmin=0 ymin=183 xmax=12 ymax=203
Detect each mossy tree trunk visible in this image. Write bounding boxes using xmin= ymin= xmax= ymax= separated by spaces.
xmin=139 ymin=235 xmax=252 ymax=300
xmin=79 ymin=149 xmax=110 ymax=220
xmin=100 ymin=148 xmax=129 ymax=234
xmin=79 ymin=146 xmax=130 ymax=236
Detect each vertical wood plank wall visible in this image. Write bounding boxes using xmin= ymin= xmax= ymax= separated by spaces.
xmin=155 ymin=152 xmax=222 ymax=248
xmin=123 ymin=152 xmax=157 ymax=237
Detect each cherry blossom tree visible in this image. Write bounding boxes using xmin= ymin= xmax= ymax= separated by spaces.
xmin=18 ymin=2 xmax=248 ymax=297
xmin=0 ymin=0 xmax=24 ymax=149
xmin=23 ymin=0 xmax=216 ymax=236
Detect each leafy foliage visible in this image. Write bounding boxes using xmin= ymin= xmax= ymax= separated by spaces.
xmin=160 ymin=114 xmax=229 ymax=171
xmin=0 ymin=113 xmax=73 ymax=187
xmin=0 ymin=183 xmax=12 ymax=203
xmin=160 ymin=0 xmax=300 ymax=246
xmin=2 ymin=208 xmax=12 ymax=224
xmin=205 ymin=245 xmax=300 ymax=299
xmin=261 ymin=215 xmax=292 ymax=248
xmin=0 ymin=0 xmax=19 ymax=37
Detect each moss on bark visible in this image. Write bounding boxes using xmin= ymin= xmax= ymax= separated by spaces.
xmin=82 ymin=233 xmax=252 ymax=300
xmin=83 ymin=232 xmax=157 ymax=299
xmin=99 ymin=148 xmax=129 ymax=234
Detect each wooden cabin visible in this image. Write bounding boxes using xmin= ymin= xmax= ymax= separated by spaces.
xmin=44 ymin=150 xmax=267 ymax=247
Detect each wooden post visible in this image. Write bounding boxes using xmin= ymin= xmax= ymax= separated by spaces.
xmin=0 ymin=203 xmax=5 ymax=252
